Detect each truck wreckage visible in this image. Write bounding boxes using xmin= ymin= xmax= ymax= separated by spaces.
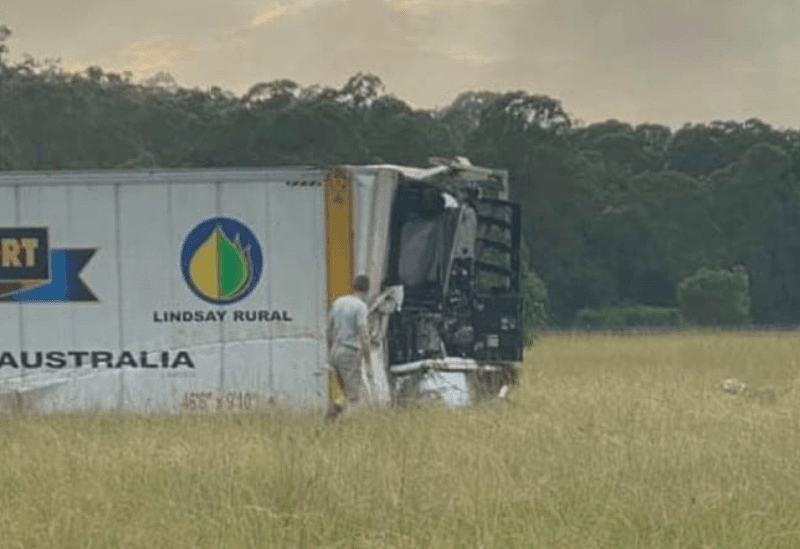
xmin=0 ymin=158 xmax=522 ymax=411
xmin=329 ymin=157 xmax=523 ymax=408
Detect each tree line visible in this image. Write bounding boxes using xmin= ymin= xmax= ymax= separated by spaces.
xmin=3 ymin=25 xmax=800 ymax=327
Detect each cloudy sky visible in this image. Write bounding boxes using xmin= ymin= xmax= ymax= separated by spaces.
xmin=1 ymin=0 xmax=797 ymax=128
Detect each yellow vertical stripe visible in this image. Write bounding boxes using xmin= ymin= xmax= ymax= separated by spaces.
xmin=326 ymin=167 xmax=353 ymax=301
xmin=325 ymin=167 xmax=353 ymax=405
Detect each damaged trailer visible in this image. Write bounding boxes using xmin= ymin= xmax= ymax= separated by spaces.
xmin=343 ymin=160 xmax=523 ymax=408
xmin=0 ymin=159 xmax=523 ymax=412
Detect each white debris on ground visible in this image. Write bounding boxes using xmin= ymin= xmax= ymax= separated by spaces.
xmin=721 ymin=378 xmax=780 ymax=403
xmin=722 ymin=378 xmax=748 ymax=395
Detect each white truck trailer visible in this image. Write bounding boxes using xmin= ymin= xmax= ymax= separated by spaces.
xmin=0 ymin=160 xmax=522 ymax=412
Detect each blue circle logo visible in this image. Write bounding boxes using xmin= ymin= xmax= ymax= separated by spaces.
xmin=181 ymin=217 xmax=263 ymax=304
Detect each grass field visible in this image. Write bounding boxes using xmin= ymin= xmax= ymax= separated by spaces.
xmin=3 ymin=332 xmax=800 ymax=548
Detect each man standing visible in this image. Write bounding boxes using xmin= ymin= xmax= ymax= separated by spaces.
xmin=325 ymin=274 xmax=373 ymax=421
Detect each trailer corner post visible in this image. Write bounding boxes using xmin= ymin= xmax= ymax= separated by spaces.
xmin=324 ymin=167 xmax=353 ymax=406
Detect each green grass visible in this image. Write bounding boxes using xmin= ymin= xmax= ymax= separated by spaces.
xmin=3 ymin=332 xmax=800 ymax=548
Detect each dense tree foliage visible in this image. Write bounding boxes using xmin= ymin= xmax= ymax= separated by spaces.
xmin=677 ymin=267 xmax=752 ymax=326
xmin=3 ymin=26 xmax=800 ymax=326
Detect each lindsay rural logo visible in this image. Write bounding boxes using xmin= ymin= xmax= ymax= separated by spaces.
xmin=180 ymin=217 xmax=263 ymax=305
xmin=0 ymin=228 xmax=96 ymax=302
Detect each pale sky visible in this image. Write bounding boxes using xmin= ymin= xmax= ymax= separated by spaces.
xmin=1 ymin=0 xmax=798 ymax=128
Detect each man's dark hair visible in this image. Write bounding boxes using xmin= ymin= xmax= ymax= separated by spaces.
xmin=353 ymin=275 xmax=370 ymax=292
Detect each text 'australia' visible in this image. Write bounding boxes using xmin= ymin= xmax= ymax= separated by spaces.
xmin=0 ymin=351 xmax=194 ymax=369
xmin=152 ymin=310 xmax=293 ymax=323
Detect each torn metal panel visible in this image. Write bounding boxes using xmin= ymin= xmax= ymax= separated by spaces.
xmin=363 ymin=285 xmax=404 ymax=405
xmin=388 ymin=357 xmax=507 ymax=375
xmin=349 ymin=166 xmax=398 ymax=295
xmin=350 ymin=163 xmax=450 ymax=181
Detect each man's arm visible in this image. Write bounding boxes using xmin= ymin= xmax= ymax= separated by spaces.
xmin=326 ymin=314 xmax=334 ymax=352
xmin=358 ymin=325 xmax=373 ymax=378
xmin=356 ymin=303 xmax=372 ymax=378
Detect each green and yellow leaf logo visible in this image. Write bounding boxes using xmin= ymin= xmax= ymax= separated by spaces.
xmin=181 ymin=218 xmax=263 ymax=304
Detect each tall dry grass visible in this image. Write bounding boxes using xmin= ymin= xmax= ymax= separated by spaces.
xmin=2 ymin=332 xmax=800 ymax=548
